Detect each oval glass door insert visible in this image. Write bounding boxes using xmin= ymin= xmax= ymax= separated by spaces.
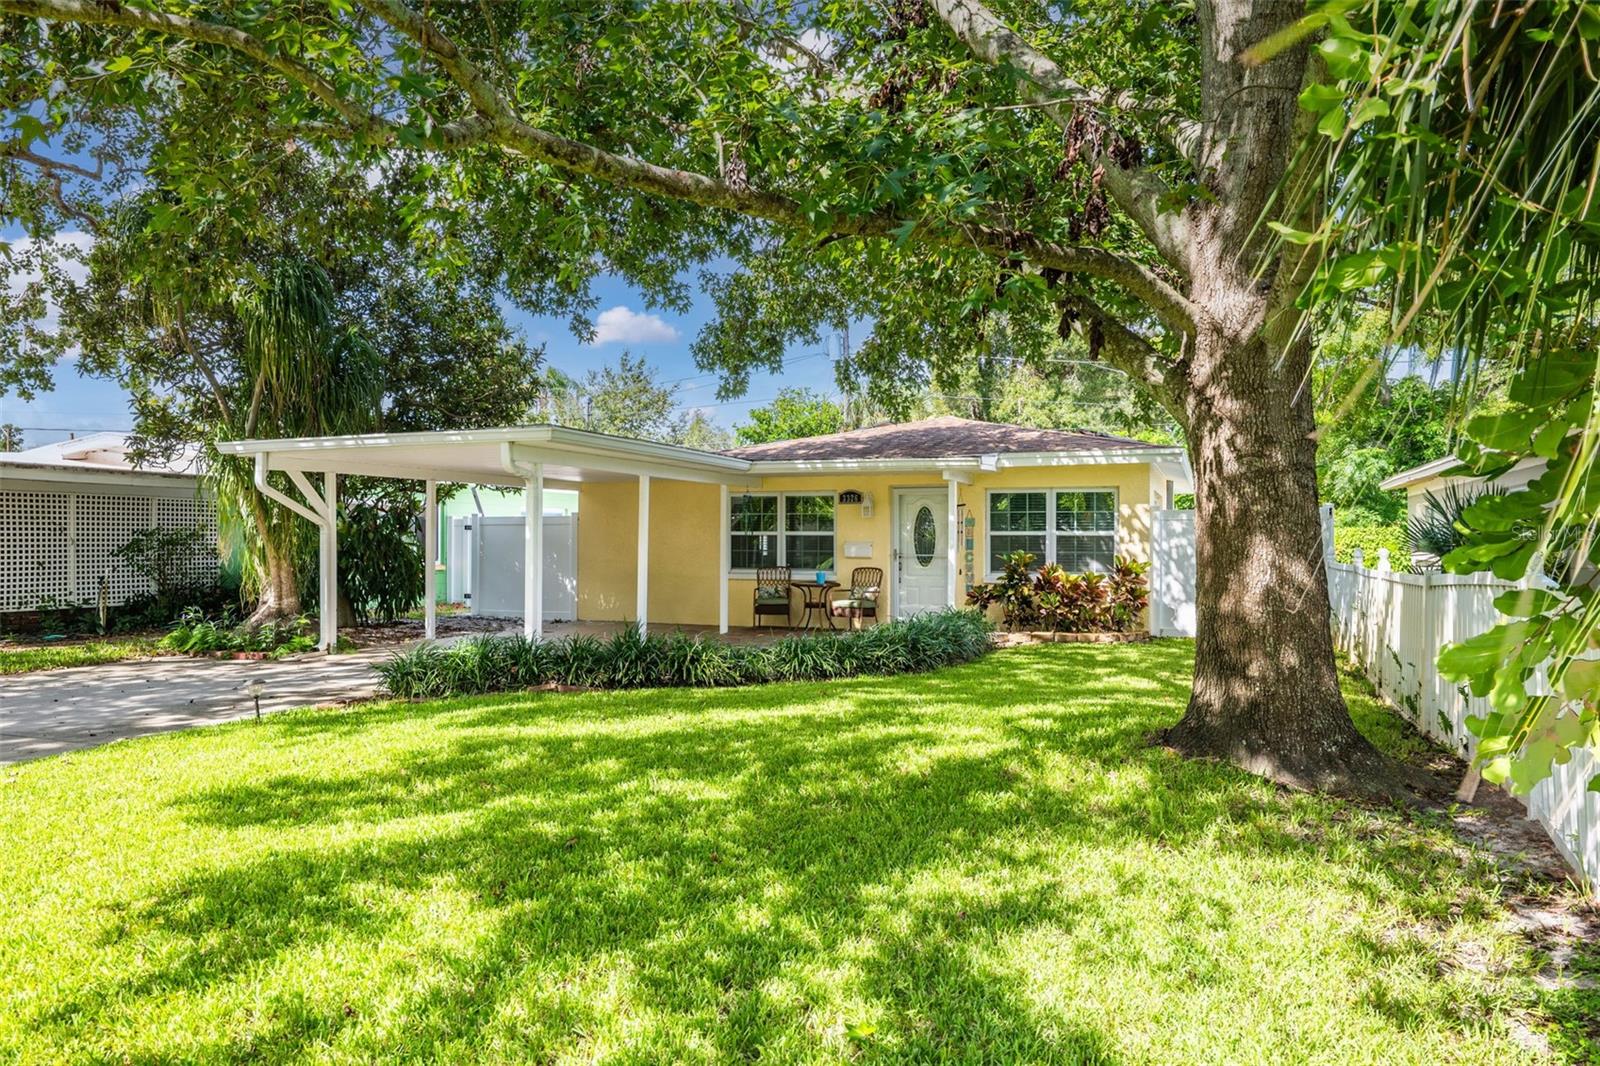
xmin=913 ymin=506 xmax=936 ymax=566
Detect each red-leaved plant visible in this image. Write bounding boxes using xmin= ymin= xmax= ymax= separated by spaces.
xmin=967 ymin=552 xmax=1149 ymax=633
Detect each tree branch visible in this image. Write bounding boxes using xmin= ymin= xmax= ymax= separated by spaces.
xmin=1059 ymin=292 xmax=1188 ymax=420
xmin=3 ymin=0 xmax=1198 ymax=333
xmin=1 ymin=142 xmax=103 ymax=230
xmin=360 ymin=0 xmax=1197 ymax=333
xmin=1 ymin=142 xmax=101 ymax=180
xmin=0 ymin=0 xmax=483 ymax=148
xmin=930 ymin=0 xmax=1197 ymax=271
xmin=728 ymin=7 xmax=835 ymax=80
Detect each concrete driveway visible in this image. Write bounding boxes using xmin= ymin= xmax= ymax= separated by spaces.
xmin=0 ymin=648 xmax=398 ymax=764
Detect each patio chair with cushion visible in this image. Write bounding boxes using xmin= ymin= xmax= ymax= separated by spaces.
xmin=829 ymin=567 xmax=883 ymax=629
xmin=753 ymin=566 xmax=794 ymax=628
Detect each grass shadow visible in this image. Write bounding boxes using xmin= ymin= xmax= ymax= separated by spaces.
xmin=5 ymin=643 xmax=1590 ymax=1062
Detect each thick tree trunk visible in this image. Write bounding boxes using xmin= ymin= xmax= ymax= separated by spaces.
xmin=244 ymin=488 xmax=301 ymax=626
xmin=1159 ymin=323 xmax=1431 ymax=800
xmin=1143 ymin=2 xmax=1438 ymax=802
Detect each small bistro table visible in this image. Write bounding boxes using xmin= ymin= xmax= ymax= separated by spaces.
xmin=794 ymin=580 xmax=840 ymax=631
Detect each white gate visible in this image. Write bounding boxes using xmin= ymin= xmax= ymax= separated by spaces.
xmin=466 ymin=515 xmax=577 ymax=621
xmin=1150 ymin=508 xmax=1196 ymax=637
xmin=1147 ymin=505 xmax=1335 ymax=639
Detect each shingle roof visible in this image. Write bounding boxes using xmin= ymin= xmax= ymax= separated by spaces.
xmin=721 ymin=415 xmax=1168 ymax=462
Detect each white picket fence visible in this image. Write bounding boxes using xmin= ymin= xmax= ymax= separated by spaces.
xmin=1326 ymin=545 xmax=1599 ymax=894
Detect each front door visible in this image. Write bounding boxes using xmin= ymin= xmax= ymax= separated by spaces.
xmin=894 ymin=489 xmax=948 ymax=618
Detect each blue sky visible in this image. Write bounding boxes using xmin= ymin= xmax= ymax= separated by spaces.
xmin=0 ymin=235 xmax=835 ymax=448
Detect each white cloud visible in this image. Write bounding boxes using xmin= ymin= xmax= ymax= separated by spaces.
xmin=590 ymin=305 xmax=680 ymax=345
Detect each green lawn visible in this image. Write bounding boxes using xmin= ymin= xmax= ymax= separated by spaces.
xmin=1 ymin=643 xmax=1593 ymax=1063
xmin=0 ymin=637 xmax=159 ymax=674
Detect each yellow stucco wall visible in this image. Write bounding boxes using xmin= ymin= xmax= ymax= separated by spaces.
xmin=575 ymin=463 xmax=1155 ymax=627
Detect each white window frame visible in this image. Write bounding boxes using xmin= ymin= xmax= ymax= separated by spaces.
xmin=728 ymin=491 xmax=839 ymax=577
xmin=984 ymin=488 xmax=1118 ymax=579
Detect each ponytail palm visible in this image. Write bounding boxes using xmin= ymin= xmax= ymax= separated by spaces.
xmin=217 ymin=255 xmax=382 ymax=623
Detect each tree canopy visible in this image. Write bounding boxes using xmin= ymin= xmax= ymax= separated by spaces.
xmin=734 ymin=388 xmax=845 ymax=446
xmin=539 ymin=352 xmax=729 ymax=447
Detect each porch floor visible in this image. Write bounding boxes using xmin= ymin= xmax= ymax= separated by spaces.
xmin=509 ymin=619 xmax=868 ymax=645
xmin=344 ymin=615 xmax=881 ymax=652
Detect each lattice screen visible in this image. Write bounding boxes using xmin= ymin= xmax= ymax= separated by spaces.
xmin=73 ymin=495 xmax=159 ymax=605
xmin=0 ymin=487 xmax=220 ymax=612
xmin=0 ymin=490 xmax=71 ymax=612
xmin=156 ymin=496 xmax=220 ymax=591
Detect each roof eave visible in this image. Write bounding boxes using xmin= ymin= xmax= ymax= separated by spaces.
xmin=746 ymin=447 xmax=1185 ymax=474
xmin=1378 ymin=456 xmax=1467 ymax=492
xmin=217 ymin=423 xmax=753 ymax=475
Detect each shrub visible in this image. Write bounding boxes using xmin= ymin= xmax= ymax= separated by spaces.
xmin=374 ymin=609 xmax=994 ymax=698
xmin=1333 ymin=525 xmax=1410 ymax=571
xmin=159 ymin=609 xmax=317 ymax=658
xmin=338 ymin=491 xmax=425 ymax=624
xmin=113 ymin=527 xmax=209 ymax=610
xmin=966 ymin=552 xmax=1149 ymax=633
xmin=1405 ymin=484 xmax=1504 ymax=561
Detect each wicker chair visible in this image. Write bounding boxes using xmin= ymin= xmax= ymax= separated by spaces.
xmin=752 ymin=566 xmax=794 ymax=628
xmin=829 ymin=567 xmax=883 ymax=629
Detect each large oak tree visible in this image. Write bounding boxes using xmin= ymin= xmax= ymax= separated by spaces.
xmin=1 ymin=0 xmax=1414 ymax=792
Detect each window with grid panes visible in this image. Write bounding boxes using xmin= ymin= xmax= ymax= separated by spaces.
xmin=987 ymin=489 xmax=1117 ymax=575
xmin=729 ymin=494 xmax=779 ymax=569
xmin=1054 ymin=490 xmax=1116 ymax=574
xmin=783 ymin=494 xmax=835 ymax=571
xmin=987 ymin=491 xmax=1048 ymax=572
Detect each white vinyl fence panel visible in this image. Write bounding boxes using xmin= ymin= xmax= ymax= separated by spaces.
xmin=465 ymin=514 xmax=577 ymax=622
xmin=1150 ymin=508 xmax=1196 ymax=637
xmin=1328 ymin=549 xmax=1598 ymax=895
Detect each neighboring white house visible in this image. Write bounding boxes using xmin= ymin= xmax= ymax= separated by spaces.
xmin=0 ymin=433 xmax=218 ymax=614
xmin=1380 ymin=454 xmax=1547 ymax=525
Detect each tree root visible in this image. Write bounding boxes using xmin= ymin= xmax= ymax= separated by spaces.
xmin=1155 ymin=720 xmax=1454 ymax=810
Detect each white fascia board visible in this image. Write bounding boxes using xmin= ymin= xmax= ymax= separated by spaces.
xmin=991 ymin=448 xmax=1187 ymax=468
xmin=504 ymin=442 xmax=759 ymax=486
xmin=1378 ymin=456 xmax=1466 ymax=492
xmin=748 ymin=449 xmax=1181 ymax=476
xmin=0 ymin=462 xmax=203 ymax=493
xmin=266 ymin=452 xmax=527 ymax=487
xmin=1148 ymin=454 xmax=1195 ymax=493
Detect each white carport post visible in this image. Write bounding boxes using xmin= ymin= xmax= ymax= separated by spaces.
xmin=636 ymin=474 xmax=650 ymax=633
xmin=718 ymin=484 xmax=730 ymax=634
xmin=255 ymin=455 xmax=339 ymax=651
xmin=525 ymin=466 xmax=543 ymax=640
xmin=321 ymin=473 xmax=338 ymax=651
xmin=423 ymin=480 xmax=438 ymax=640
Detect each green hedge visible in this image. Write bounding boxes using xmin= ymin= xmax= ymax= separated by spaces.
xmin=375 ymin=609 xmax=995 ymax=699
xmin=1333 ymin=524 xmax=1411 ymax=572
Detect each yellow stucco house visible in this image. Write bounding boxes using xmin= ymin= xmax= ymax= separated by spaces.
xmin=221 ymin=415 xmax=1192 ymax=648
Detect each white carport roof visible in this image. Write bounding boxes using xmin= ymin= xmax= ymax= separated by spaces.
xmin=217 ymin=424 xmax=759 ymax=487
